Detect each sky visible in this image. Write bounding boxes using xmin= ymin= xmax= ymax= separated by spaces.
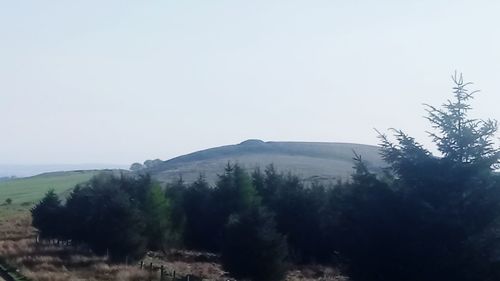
xmin=1 ymin=1 xmax=500 ymax=165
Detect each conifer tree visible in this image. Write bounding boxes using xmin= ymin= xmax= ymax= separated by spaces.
xmin=340 ymin=73 xmax=500 ymax=281
xmin=221 ymin=206 xmax=288 ymax=281
xmin=31 ymin=189 xmax=64 ymax=240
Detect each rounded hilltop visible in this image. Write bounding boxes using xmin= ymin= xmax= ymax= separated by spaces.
xmin=239 ymin=139 xmax=266 ymax=145
xmin=143 ymin=139 xmax=384 ymax=185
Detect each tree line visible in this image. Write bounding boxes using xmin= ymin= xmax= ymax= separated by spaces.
xmin=32 ymin=75 xmax=500 ymax=281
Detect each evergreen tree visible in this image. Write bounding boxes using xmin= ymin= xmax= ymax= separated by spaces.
xmin=210 ymin=163 xmax=259 ymax=250
xmin=328 ymin=157 xmax=406 ymax=281
xmin=165 ymin=177 xmax=187 ymax=246
xmin=221 ymin=206 xmax=288 ymax=281
xmin=336 ymin=74 xmax=500 ymax=281
xmin=31 ymin=189 xmax=64 ymax=240
xmin=143 ymin=184 xmax=171 ymax=250
xmin=64 ymin=173 xmax=149 ymax=261
xmin=183 ymin=175 xmax=214 ymax=250
xmin=252 ymin=166 xmax=329 ymax=263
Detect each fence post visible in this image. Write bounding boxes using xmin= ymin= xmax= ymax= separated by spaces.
xmin=149 ymin=262 xmax=153 ymax=281
xmin=173 ymin=270 xmax=176 ymax=280
xmin=140 ymin=260 xmax=144 ymax=269
xmin=160 ymin=265 xmax=164 ymax=281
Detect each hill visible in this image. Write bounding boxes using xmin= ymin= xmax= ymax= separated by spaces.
xmin=0 ymin=140 xmax=384 ymax=210
xmin=0 ymin=170 xmax=105 ymax=207
xmin=0 ymin=164 xmax=128 ymax=178
xmin=148 ymin=140 xmax=384 ymax=185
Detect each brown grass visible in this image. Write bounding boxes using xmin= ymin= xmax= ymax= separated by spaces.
xmin=0 ymin=212 xmax=347 ymax=281
xmin=0 ymin=214 xmax=154 ymax=281
xmin=286 ymin=265 xmax=348 ymax=281
xmin=0 ymin=213 xmax=232 ymax=281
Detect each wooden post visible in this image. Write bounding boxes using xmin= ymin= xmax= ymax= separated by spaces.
xmin=160 ymin=265 xmax=164 ymax=281
xmin=173 ymin=270 xmax=176 ymax=280
xmin=150 ymin=262 xmax=153 ymax=272
xmin=140 ymin=261 xmax=144 ymax=269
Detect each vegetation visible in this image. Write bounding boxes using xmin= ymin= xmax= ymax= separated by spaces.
xmin=31 ymin=189 xmax=63 ymax=240
xmin=0 ymin=214 xmax=154 ymax=281
xmin=27 ymin=75 xmax=500 ymax=280
xmin=329 ymin=74 xmax=500 ymax=281
xmin=0 ymin=170 xmax=102 ymax=207
xmin=222 ymin=206 xmax=288 ymax=281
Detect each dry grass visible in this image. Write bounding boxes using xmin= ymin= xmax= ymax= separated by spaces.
xmin=0 ymin=213 xmax=231 ymax=281
xmin=142 ymin=250 xmax=228 ymax=280
xmin=286 ymin=265 xmax=348 ymax=281
xmin=0 ymin=213 xmax=35 ymax=241
xmin=0 ymin=214 xmax=154 ymax=281
xmin=0 ymin=212 xmax=347 ymax=281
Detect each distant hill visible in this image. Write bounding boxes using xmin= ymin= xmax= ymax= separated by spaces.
xmin=0 ymin=170 xmax=116 ymax=207
xmin=0 ymin=164 xmax=128 ymax=178
xmin=148 ymin=140 xmax=385 ymax=185
xmin=0 ymin=140 xmax=384 ymax=207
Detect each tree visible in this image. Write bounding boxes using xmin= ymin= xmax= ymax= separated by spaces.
xmin=253 ymin=166 xmax=328 ymax=263
xmin=130 ymin=162 xmax=144 ymax=171
xmin=221 ymin=206 xmax=288 ymax=281
xmin=424 ymin=73 xmax=498 ymax=167
xmin=143 ymin=184 xmax=171 ymax=250
xmin=182 ymin=175 xmax=214 ymax=250
xmin=210 ymin=163 xmax=259 ymax=251
xmin=63 ymin=173 xmax=149 ymax=261
xmin=328 ymin=157 xmax=407 ymax=281
xmin=143 ymin=159 xmax=163 ymax=169
xmin=336 ymin=74 xmax=500 ymax=281
xmin=31 ymin=189 xmax=64 ymax=240
xmin=165 ymin=177 xmax=187 ymax=247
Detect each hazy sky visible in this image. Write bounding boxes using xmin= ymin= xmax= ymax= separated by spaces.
xmin=1 ymin=1 xmax=500 ymax=165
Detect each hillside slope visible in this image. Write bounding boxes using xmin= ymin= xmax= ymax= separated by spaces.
xmin=149 ymin=140 xmax=385 ymax=185
xmin=0 ymin=170 xmax=106 ymax=207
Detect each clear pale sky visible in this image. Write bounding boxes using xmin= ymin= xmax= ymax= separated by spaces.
xmin=1 ymin=1 xmax=500 ymax=165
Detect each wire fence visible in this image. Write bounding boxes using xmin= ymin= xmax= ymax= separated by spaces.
xmin=139 ymin=261 xmax=205 ymax=281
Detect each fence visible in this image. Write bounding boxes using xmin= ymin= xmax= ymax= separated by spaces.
xmin=0 ymin=259 xmax=202 ymax=281
xmin=139 ymin=261 xmax=204 ymax=281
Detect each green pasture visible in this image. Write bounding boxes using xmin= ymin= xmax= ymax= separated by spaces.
xmin=0 ymin=170 xmax=102 ymax=208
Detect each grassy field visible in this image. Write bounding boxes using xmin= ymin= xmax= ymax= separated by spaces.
xmin=0 ymin=170 xmax=103 ymax=208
